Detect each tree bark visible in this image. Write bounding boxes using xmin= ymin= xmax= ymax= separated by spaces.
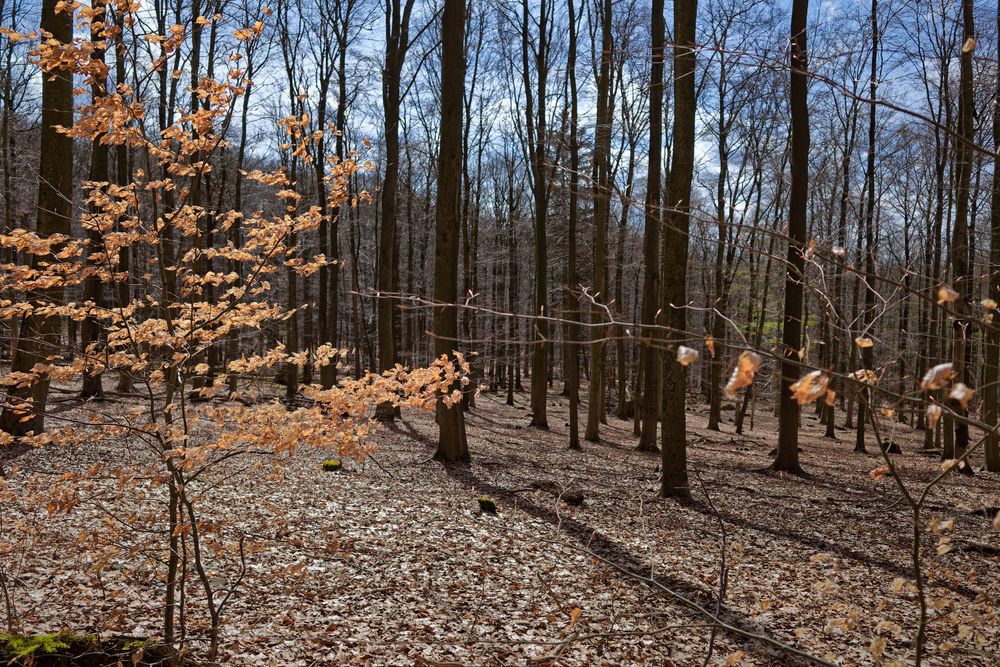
xmin=2 ymin=0 xmax=73 ymax=436
xmin=432 ymin=0 xmax=468 ymax=462
xmin=773 ymin=0 xmax=809 ymax=474
xmin=660 ymin=0 xmax=696 ymax=497
xmin=638 ymin=0 xmax=665 ymax=453
xmin=585 ymin=0 xmax=613 ymax=443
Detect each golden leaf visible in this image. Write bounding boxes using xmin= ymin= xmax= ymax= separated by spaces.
xmin=936 ymin=286 xmax=959 ymax=304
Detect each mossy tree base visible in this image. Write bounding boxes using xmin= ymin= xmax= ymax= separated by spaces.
xmin=0 ymin=633 xmax=181 ymax=666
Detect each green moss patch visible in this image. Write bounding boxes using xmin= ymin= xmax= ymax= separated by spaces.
xmin=0 ymin=632 xmax=96 ymax=656
xmin=0 ymin=634 xmax=179 ymax=665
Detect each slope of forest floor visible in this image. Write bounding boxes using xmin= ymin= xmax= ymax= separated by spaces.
xmin=3 ymin=384 xmax=1000 ymax=666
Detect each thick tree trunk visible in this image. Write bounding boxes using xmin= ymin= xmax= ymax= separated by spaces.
xmin=660 ymin=0 xmax=696 ymax=498
xmin=2 ymin=0 xmax=73 ymax=436
xmin=523 ymin=0 xmax=551 ymax=429
xmin=432 ymin=0 xmax=468 ymax=462
xmin=773 ymin=0 xmax=809 ymax=474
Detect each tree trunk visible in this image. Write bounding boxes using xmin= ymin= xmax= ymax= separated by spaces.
xmin=950 ymin=0 xmax=975 ymax=469
xmin=984 ymin=3 xmax=1000 ymax=472
xmin=2 ymin=0 xmax=73 ymax=436
xmin=566 ymin=0 xmax=581 ymax=450
xmin=773 ymin=0 xmax=809 ymax=474
xmin=377 ymin=0 xmax=414 ymax=420
xmin=585 ymin=0 xmax=613 ymax=443
xmin=638 ymin=0 xmax=665 ymax=453
xmin=432 ymin=0 xmax=468 ymax=462
xmin=523 ymin=0 xmax=551 ymax=429
xmin=856 ymin=0 xmax=878 ymax=454
xmin=80 ymin=1 xmax=108 ymax=400
xmin=660 ymin=0 xmax=696 ymax=497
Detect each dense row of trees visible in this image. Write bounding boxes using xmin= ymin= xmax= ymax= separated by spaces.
xmin=4 ymin=0 xmax=1000 ymax=488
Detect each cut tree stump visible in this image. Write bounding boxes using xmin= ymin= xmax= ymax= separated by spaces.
xmin=880 ymin=441 xmax=903 ymax=454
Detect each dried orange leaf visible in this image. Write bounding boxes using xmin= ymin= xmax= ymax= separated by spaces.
xmin=921 ymin=363 xmax=955 ymax=390
xmin=723 ymin=351 xmax=762 ymax=399
xmin=851 ymin=368 xmax=877 ymax=384
xmin=789 ymin=370 xmax=829 ymax=405
xmin=676 ymin=345 xmax=700 ymax=367
xmin=948 ymin=382 xmax=974 ymax=409
xmin=937 ymin=286 xmax=959 ymax=304
xmin=926 ymin=404 xmax=942 ymax=429
xmin=869 ymin=465 xmax=891 ymax=480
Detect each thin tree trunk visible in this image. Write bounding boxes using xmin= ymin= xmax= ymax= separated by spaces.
xmin=585 ymin=0 xmax=613 ymax=442
xmin=639 ymin=0 xmax=665 ymax=453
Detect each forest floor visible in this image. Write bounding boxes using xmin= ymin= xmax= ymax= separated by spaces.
xmin=3 ymin=382 xmax=1000 ymax=666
